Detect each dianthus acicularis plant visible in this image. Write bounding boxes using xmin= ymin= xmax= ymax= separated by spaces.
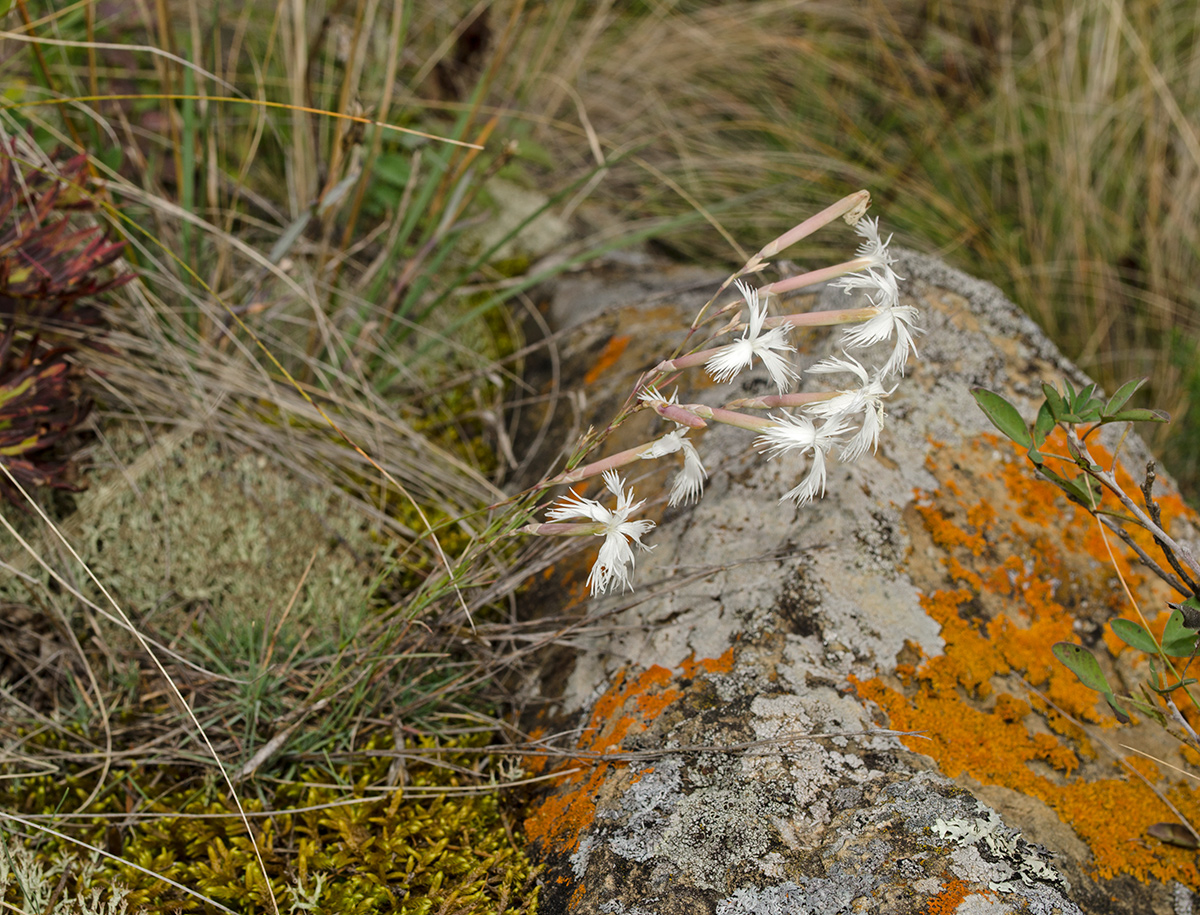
xmin=519 ymin=190 xmax=919 ymax=596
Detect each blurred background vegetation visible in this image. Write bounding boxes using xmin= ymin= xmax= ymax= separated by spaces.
xmin=1 ymin=0 xmax=1199 ymax=911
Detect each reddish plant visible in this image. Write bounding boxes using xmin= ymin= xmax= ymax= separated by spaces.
xmin=0 ymin=142 xmax=134 ymax=507
xmin=0 ymin=143 xmax=130 ymax=333
xmin=0 ymin=327 xmax=91 ymax=504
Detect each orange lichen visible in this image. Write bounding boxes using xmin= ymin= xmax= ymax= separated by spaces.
xmin=583 ymin=335 xmax=632 ymax=386
xmin=523 ymin=656 xmax=726 ymax=856
xmin=926 ymin=880 xmax=987 ymax=914
xmin=857 ymin=432 xmax=1200 ymax=886
xmin=678 ymin=647 xmax=736 ymax=679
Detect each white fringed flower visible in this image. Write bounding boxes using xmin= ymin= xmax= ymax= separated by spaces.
xmin=638 ymin=387 xmax=708 ymax=505
xmin=836 ymin=269 xmax=920 ymax=377
xmin=805 ymin=353 xmax=897 ymax=461
xmin=848 ymin=215 xmax=896 ymax=273
xmin=546 ymin=470 xmax=655 ymax=595
xmin=754 ymin=413 xmax=849 ymax=505
xmin=705 ymin=281 xmax=798 ymax=393
xmin=652 ymin=430 xmax=707 ymax=506
xmin=827 ymin=222 xmax=918 ymax=377
xmin=831 ymin=217 xmax=901 ymax=304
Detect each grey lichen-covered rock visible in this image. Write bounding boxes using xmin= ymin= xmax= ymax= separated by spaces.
xmin=519 ymin=249 xmax=1200 ymax=914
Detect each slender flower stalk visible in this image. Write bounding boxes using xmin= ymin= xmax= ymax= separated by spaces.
xmin=745 ymin=190 xmax=871 ymax=268
xmin=724 ymin=391 xmax=839 ymax=410
xmin=763 ymin=307 xmax=882 ymax=330
xmin=682 ymin=403 xmax=775 ymax=433
xmin=759 ymin=259 xmax=884 ymax=298
xmin=549 ymin=441 xmax=673 ymax=487
xmin=648 ymin=399 xmax=708 ymax=428
xmin=522 ymin=521 xmax=607 ymax=537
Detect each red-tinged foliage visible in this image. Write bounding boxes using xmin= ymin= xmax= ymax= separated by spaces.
xmin=0 ymin=327 xmax=91 ymax=505
xmin=0 ymin=141 xmax=135 ymax=507
xmin=0 ymin=142 xmax=131 ymax=333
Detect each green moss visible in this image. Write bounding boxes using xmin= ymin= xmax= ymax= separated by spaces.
xmin=2 ymin=736 xmax=537 ymax=915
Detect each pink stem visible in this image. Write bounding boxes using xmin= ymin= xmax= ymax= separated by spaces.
xmin=764 ymin=307 xmax=880 ymax=329
xmin=548 ymin=443 xmax=661 ymax=487
xmin=749 ymin=191 xmax=870 ymax=264
xmin=724 ymin=391 xmax=838 ymax=410
xmin=685 ymin=404 xmax=775 ymax=432
xmin=655 ymin=348 xmax=720 ymax=374
xmin=654 ymin=401 xmax=707 ymax=428
xmin=521 ymin=522 xmax=605 ymax=537
xmin=759 ymin=256 xmax=873 ymax=297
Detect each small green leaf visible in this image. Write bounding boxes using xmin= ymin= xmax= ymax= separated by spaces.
xmin=1126 ymin=692 xmax=1167 ymax=725
xmin=1102 ymin=408 xmax=1170 ymax=424
xmin=1161 ymin=610 xmax=1199 ymax=657
xmin=1063 ymin=378 xmax=1077 ymax=400
xmin=1033 ymin=401 xmax=1055 ymax=448
xmin=972 ymin=389 xmax=1032 ymax=448
xmin=1075 ymin=382 xmax=1097 ymax=409
xmin=1043 ymin=383 xmax=1067 ymax=421
xmin=1110 ymin=618 xmax=1159 ymax=654
xmin=1147 ymin=823 xmax=1200 ymax=849
xmin=1104 ymin=693 xmax=1132 ymax=723
xmin=1064 ymin=436 xmax=1102 ymax=472
xmin=1052 ymin=642 xmax=1112 ymax=692
xmin=1105 ymin=378 xmax=1146 ymax=415
xmin=1037 ymin=466 xmax=1098 ymax=507
xmin=1177 ymin=597 xmax=1200 ymax=630
xmin=1052 ymin=642 xmax=1132 ymax=723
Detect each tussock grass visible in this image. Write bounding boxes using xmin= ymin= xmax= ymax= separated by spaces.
xmin=527 ymin=0 xmax=1200 ymax=493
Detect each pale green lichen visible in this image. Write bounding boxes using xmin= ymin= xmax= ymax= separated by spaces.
xmin=0 ymin=432 xmax=378 ymax=651
xmin=0 ymin=842 xmax=131 ymax=915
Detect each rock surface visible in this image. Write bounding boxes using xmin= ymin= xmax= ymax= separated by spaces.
xmin=517 ymin=248 xmax=1200 ymax=915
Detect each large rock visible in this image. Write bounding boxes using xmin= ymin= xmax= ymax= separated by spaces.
xmin=516 ymin=248 xmax=1200 ymax=914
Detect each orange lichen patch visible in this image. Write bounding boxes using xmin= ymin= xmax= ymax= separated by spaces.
xmin=1053 ymin=777 xmax=1200 ymax=883
xmin=524 ymin=661 xmax=712 ymax=855
xmin=1102 ymin=623 xmax=1129 ymax=658
xmin=678 ymin=646 xmax=736 ymax=679
xmin=583 ymin=335 xmax=631 ymax=386
xmin=853 ymin=675 xmax=1078 ymax=781
xmin=524 ymin=726 xmax=549 ymax=776
xmin=861 ymin=431 xmax=1200 ymax=885
xmin=926 ymin=880 xmax=987 ymax=914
